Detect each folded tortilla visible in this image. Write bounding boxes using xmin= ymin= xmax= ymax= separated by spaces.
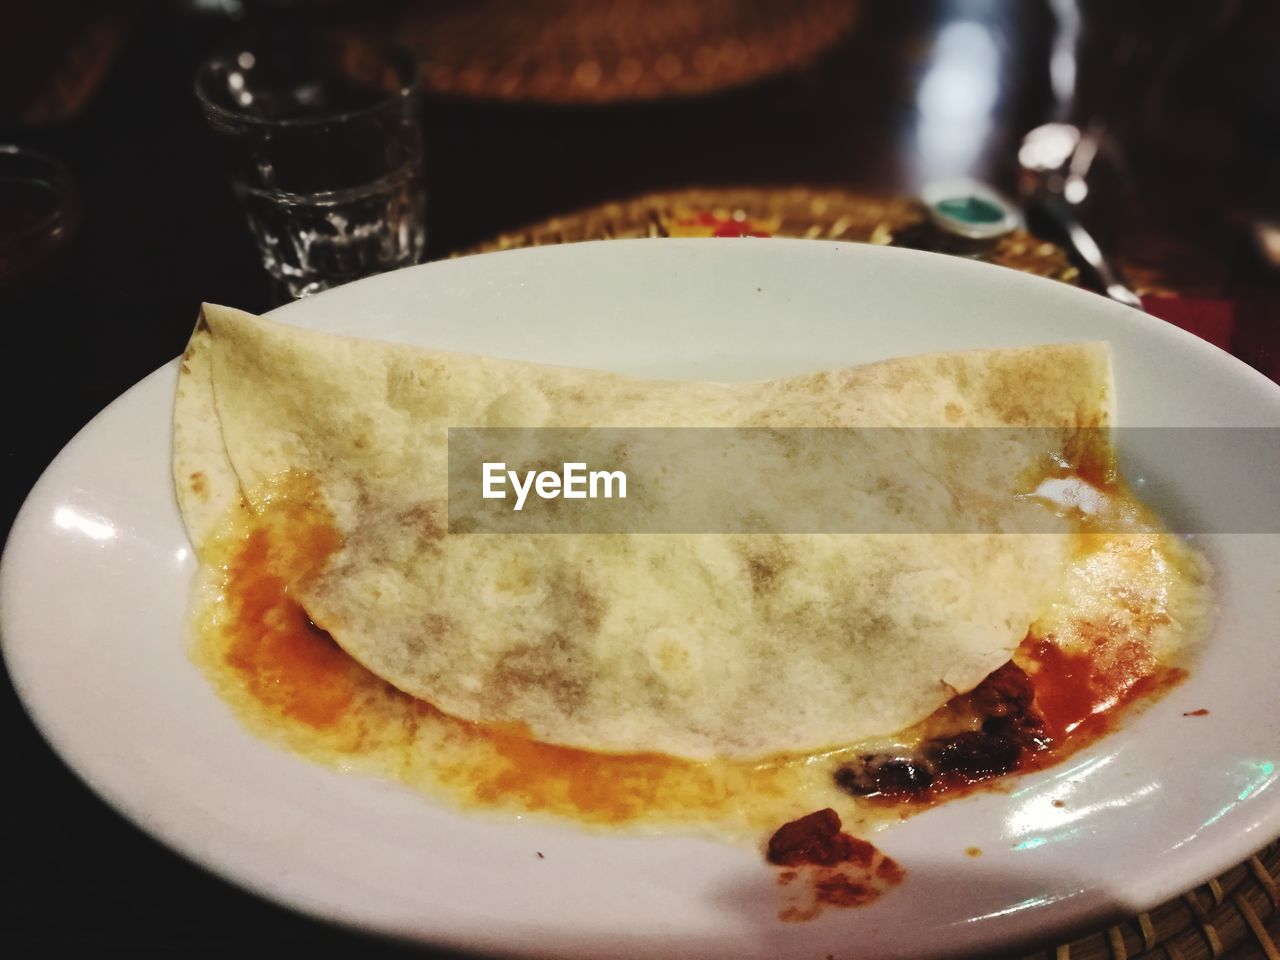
xmin=175 ymin=304 xmax=1114 ymax=759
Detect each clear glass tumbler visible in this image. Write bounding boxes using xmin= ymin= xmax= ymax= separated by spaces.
xmin=196 ymin=34 xmax=426 ymax=299
xmin=0 ymin=145 xmax=79 ymax=295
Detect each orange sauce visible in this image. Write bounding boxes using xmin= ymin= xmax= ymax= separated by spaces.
xmin=1023 ymin=637 xmax=1184 ymax=747
xmin=222 ymin=525 xmax=354 ymax=729
xmin=193 ymin=475 xmax=1193 ymax=835
xmin=200 ymin=478 xmax=750 ymax=826
xmin=466 ymin=724 xmax=704 ymax=823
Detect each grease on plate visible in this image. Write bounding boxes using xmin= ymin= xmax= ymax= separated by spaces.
xmin=188 ymin=470 xmax=1211 ymax=920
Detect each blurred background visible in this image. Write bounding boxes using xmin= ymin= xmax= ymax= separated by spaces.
xmin=2 ymin=0 xmax=1279 ymax=955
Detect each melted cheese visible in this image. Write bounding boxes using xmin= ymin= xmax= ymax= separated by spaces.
xmin=187 ymin=478 xmax=1212 ymax=843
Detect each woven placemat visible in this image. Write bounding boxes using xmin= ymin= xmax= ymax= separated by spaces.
xmin=463 ymin=184 xmax=1081 ymax=283
xmin=1 ymin=0 xmax=139 ymax=124
xmin=465 ymin=185 xmax=1280 ymax=960
xmin=400 ymin=0 xmax=860 ymax=104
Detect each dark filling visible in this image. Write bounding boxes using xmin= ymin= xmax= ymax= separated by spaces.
xmin=833 ymin=662 xmax=1049 ymax=799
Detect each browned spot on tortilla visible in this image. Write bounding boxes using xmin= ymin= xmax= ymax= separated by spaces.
xmin=932 ymin=355 xmax=974 ymax=393
xmin=484 ymin=631 xmax=591 ymax=718
xmin=449 ymin=515 xmax=478 ymax=535
xmin=978 ymin=345 xmax=1114 ymax=430
xmin=189 ymin=471 xmax=207 ymax=499
xmin=944 ymin=401 xmax=963 ymax=422
xmin=871 ymin=475 xmax=908 ymax=516
xmin=575 ymin=577 xmax=604 ymax=633
xmin=398 ymin=503 xmax=446 ymax=546
xmin=747 ymin=553 xmax=779 ymax=595
xmin=420 ymin=613 xmax=450 ymax=650
xmin=1004 ymin=404 xmax=1032 ymax=424
xmin=744 ymin=544 xmax=790 ymax=597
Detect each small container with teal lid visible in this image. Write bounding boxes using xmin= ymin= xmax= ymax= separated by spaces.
xmin=920 ymin=178 xmax=1019 ymax=254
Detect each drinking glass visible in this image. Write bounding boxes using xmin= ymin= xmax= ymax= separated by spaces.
xmin=196 ymin=33 xmax=426 ymax=299
xmin=0 ymin=146 xmax=79 ymax=295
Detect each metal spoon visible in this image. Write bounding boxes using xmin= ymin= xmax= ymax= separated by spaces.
xmin=1018 ymin=122 xmax=1143 ymax=309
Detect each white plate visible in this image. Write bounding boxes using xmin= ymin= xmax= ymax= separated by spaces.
xmin=3 ymin=239 xmax=1279 ymax=960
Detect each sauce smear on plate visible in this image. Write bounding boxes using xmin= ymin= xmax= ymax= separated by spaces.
xmin=189 ymin=472 xmax=1207 ymax=917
